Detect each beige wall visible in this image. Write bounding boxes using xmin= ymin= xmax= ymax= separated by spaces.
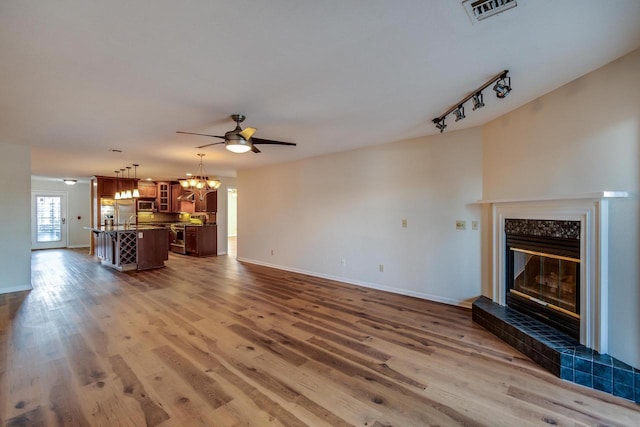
xmin=0 ymin=142 xmax=31 ymax=293
xmin=238 ymin=127 xmax=483 ymax=306
xmin=483 ymin=49 xmax=640 ymax=367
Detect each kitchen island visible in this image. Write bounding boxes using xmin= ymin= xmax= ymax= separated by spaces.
xmin=90 ymin=226 xmax=169 ymax=271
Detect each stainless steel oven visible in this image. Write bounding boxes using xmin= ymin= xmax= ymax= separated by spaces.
xmin=170 ymin=224 xmax=186 ymax=254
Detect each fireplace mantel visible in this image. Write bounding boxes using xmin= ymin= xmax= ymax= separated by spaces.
xmin=477 ymin=191 xmax=627 ymax=205
xmin=482 ymin=191 xmax=627 ymax=354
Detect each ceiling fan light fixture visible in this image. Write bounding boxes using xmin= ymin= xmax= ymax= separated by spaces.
xmin=179 ymin=114 xmax=296 ymax=153
xmin=226 ymin=140 xmax=252 ymax=153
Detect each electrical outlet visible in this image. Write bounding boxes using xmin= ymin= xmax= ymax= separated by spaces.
xmin=472 ymin=221 xmax=479 ymax=230
xmin=402 ymin=219 xmax=407 ymax=228
xmin=341 ymin=258 xmax=346 ymax=266
xmin=456 ymin=220 xmax=466 ymax=230
xmin=379 ymin=264 xmax=384 ymax=272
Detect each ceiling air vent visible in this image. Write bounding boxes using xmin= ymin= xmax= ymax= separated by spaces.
xmin=462 ymin=0 xmax=517 ymax=24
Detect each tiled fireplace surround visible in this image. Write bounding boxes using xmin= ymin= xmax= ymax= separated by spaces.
xmin=472 ymin=193 xmax=640 ymax=403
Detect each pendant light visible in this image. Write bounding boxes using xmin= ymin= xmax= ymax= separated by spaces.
xmin=120 ymin=168 xmax=127 ymax=199
xmin=132 ymin=164 xmax=140 ymax=198
xmin=114 ymin=170 xmax=121 ymax=200
xmin=124 ymin=166 xmax=133 ymax=199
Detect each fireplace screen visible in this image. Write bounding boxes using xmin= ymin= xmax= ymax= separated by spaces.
xmin=510 ymin=248 xmax=580 ymax=317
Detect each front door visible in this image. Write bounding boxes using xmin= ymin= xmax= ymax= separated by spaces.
xmin=32 ymin=192 xmax=67 ymax=249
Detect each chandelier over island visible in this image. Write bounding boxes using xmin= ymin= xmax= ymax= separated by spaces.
xmin=179 ymin=153 xmax=221 ymax=200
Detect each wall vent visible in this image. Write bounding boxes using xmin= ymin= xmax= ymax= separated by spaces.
xmin=462 ymin=0 xmax=517 ymax=24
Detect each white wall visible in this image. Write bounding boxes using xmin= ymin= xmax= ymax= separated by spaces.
xmin=238 ymin=128 xmax=483 ymax=306
xmin=483 ymin=49 xmax=640 ymax=367
xmin=31 ymin=177 xmax=91 ymax=248
xmin=0 ymin=142 xmax=31 ymax=293
xmin=228 ymin=189 xmax=237 ymax=237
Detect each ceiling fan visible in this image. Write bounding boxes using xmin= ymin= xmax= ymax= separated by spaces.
xmin=176 ymin=114 xmax=296 ymax=154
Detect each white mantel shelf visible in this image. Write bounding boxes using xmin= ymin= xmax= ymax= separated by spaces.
xmin=477 ymin=191 xmax=628 ymax=204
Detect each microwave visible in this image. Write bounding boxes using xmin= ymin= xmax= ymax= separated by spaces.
xmin=137 ymin=200 xmax=156 ymax=212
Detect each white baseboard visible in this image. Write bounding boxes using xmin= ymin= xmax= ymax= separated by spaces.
xmin=67 ymin=244 xmax=90 ymax=249
xmin=236 ymin=257 xmax=473 ymax=309
xmin=0 ymin=284 xmax=33 ymax=295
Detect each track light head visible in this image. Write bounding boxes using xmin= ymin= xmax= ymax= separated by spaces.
xmin=453 ymin=105 xmax=465 ymax=122
xmin=493 ymin=75 xmax=511 ymax=98
xmin=472 ymin=92 xmax=485 ymax=110
xmin=433 ymin=117 xmax=447 ymax=133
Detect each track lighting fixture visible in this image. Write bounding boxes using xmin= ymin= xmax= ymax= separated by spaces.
xmin=453 ymin=105 xmax=465 ymax=122
xmin=472 ymin=92 xmax=485 ymax=110
xmin=493 ymin=75 xmax=511 ymax=98
xmin=432 ymin=70 xmax=511 ymax=133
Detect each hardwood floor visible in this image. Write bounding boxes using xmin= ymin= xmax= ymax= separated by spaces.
xmin=1 ymin=249 xmax=639 ymax=426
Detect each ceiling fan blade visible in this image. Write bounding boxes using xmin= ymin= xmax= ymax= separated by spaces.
xmin=239 ymin=127 xmax=257 ymax=140
xmin=195 ymin=141 xmax=226 ymax=149
xmin=251 ymin=137 xmax=296 ymax=146
xmin=251 ymin=145 xmax=261 ymax=153
xmin=176 ymin=131 xmax=226 ymax=139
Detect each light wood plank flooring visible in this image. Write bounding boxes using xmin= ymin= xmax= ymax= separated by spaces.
xmin=1 ymin=249 xmax=639 ymax=426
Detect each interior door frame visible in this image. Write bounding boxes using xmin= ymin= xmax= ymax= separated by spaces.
xmin=31 ymin=191 xmax=68 ymax=250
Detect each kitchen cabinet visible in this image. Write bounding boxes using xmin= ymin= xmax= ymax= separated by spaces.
xmin=138 ymin=181 xmax=157 ymax=198
xmin=185 ymin=225 xmax=217 ymax=256
xmin=91 ymin=226 xmax=169 ymax=270
xmin=171 ymin=183 xmax=194 ymax=213
xmin=137 ymin=228 xmax=169 ymax=270
xmin=156 ymin=182 xmax=171 ymax=212
xmin=195 ymin=191 xmax=217 ymax=212
xmin=98 ymin=177 xmax=117 ymax=197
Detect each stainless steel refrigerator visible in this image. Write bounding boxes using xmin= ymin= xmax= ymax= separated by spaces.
xmin=100 ymin=198 xmax=135 ymax=225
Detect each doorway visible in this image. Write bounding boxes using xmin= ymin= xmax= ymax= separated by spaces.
xmin=227 ymin=188 xmax=237 ymax=257
xmin=32 ymin=192 xmax=68 ymax=249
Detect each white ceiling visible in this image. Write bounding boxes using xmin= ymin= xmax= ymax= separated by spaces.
xmin=1 ymin=1 xmax=639 ymax=182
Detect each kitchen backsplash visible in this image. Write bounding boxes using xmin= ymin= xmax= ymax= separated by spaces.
xmin=137 ymin=211 xmax=216 ymax=225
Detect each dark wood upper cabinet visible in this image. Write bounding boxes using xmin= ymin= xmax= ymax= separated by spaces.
xmin=195 ymin=191 xmax=217 ymax=212
xmin=137 ymin=181 xmax=157 ymax=198
xmin=156 ymin=182 xmax=171 ymax=212
xmin=97 ymin=177 xmax=117 ymax=197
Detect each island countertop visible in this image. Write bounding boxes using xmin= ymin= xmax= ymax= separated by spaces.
xmin=87 ymin=225 xmax=166 ymax=232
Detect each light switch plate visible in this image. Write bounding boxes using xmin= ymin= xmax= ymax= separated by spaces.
xmin=456 ymin=220 xmax=466 ymax=230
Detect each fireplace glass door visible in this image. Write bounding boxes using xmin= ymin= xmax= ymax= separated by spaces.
xmin=510 ymin=248 xmax=579 ymax=317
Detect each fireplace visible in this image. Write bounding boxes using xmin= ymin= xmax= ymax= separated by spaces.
xmin=505 ymin=219 xmax=580 ymax=339
xmin=472 ymin=193 xmax=638 ymax=402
